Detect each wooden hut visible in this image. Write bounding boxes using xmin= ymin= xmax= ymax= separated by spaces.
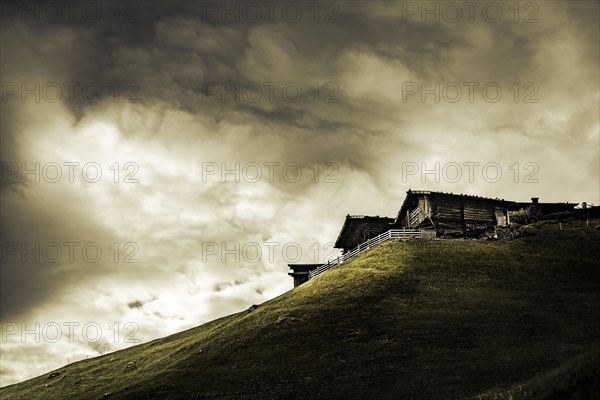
xmin=394 ymin=190 xmax=513 ymax=237
xmin=334 ymin=215 xmax=395 ymax=254
xmin=288 ymin=264 xmax=321 ymax=287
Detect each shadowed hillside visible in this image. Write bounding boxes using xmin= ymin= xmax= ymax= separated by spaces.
xmin=2 ymin=219 xmax=599 ymax=400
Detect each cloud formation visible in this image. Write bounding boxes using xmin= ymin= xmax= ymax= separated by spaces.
xmin=1 ymin=0 xmax=598 ymax=386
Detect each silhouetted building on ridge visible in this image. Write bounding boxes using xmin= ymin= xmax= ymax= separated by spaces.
xmin=509 ymin=197 xmax=578 ymax=216
xmin=288 ymin=189 xmax=579 ymax=287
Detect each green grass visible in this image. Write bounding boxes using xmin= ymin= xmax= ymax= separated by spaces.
xmin=2 ymin=219 xmax=600 ymax=399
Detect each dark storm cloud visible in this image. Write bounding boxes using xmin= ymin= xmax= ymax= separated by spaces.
xmin=0 ymin=180 xmax=136 ymax=318
xmin=127 ymin=300 xmax=145 ymax=309
xmin=2 ymin=0 xmax=598 ymax=312
xmin=1 ymin=0 xmax=554 ymax=165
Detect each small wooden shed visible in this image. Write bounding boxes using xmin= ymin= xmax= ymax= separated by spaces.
xmin=288 ymin=264 xmax=321 ymax=287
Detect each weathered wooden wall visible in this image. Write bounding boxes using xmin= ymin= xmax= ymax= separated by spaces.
xmin=433 ymin=195 xmax=508 ymax=236
xmin=399 ymin=193 xmax=510 ymax=237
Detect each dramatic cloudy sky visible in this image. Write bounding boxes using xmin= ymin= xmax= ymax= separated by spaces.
xmin=1 ymin=0 xmax=598 ymax=386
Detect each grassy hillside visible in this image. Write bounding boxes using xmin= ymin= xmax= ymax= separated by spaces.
xmin=2 ymin=219 xmax=600 ymax=399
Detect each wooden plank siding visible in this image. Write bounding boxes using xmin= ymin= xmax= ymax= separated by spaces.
xmin=394 ymin=190 xmax=512 ymax=238
xmin=409 ymin=207 xmax=421 ymax=228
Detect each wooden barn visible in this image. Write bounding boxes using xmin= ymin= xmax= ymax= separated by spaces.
xmin=334 ymin=215 xmax=395 ymax=253
xmin=393 ymin=190 xmax=512 ymax=237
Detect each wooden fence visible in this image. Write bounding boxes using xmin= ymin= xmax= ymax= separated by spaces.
xmin=309 ymin=228 xmax=430 ymax=279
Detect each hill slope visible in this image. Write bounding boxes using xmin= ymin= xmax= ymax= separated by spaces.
xmin=2 ymin=219 xmax=600 ymax=399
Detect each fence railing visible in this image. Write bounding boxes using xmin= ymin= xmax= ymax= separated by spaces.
xmin=309 ymin=228 xmax=428 ymax=279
